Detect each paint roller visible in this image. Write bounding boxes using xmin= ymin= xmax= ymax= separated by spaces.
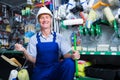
xmin=103 ymin=6 xmax=115 ymax=26
xmin=86 ymin=9 xmax=98 ymax=28
xmin=1 ymin=55 xmax=22 ymax=67
xmin=10 ymin=58 xmax=22 ymax=67
xmin=61 ymin=19 xmax=84 ymax=29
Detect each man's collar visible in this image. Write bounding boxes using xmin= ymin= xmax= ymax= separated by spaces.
xmin=38 ymin=31 xmax=54 ymax=36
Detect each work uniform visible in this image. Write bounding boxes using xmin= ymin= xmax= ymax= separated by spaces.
xmin=27 ymin=32 xmax=75 ymax=80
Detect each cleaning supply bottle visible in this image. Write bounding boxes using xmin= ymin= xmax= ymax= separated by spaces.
xmin=8 ymin=70 xmax=18 ymax=80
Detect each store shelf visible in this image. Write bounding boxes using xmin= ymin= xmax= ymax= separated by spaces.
xmin=77 ymin=77 xmax=102 ymax=80
xmin=80 ymin=51 xmax=120 ymax=55
xmin=0 ymin=0 xmax=27 ymax=8
xmin=0 ymin=49 xmax=23 ymax=54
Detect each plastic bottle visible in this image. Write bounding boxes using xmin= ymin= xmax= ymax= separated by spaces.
xmin=8 ymin=70 xmax=18 ymax=80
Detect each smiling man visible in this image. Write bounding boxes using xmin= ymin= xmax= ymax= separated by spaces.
xmin=15 ymin=6 xmax=80 ymax=80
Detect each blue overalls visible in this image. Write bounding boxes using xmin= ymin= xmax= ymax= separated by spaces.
xmin=31 ymin=32 xmax=75 ymax=80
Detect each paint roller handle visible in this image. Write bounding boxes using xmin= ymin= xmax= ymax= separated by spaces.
xmin=113 ymin=19 xmax=120 ymax=38
xmin=42 ymin=0 xmax=44 ymax=4
xmin=73 ymin=33 xmax=79 ymax=77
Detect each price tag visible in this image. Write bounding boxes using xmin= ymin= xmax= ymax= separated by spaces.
xmin=111 ymin=52 xmax=116 ymax=55
xmin=82 ymin=52 xmax=86 ymax=54
xmin=101 ymin=52 xmax=105 ymax=55
xmin=90 ymin=52 xmax=94 ymax=55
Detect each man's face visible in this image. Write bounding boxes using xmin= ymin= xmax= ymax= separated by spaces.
xmin=38 ymin=14 xmax=52 ymax=29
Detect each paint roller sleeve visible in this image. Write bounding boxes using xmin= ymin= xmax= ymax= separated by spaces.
xmin=103 ymin=7 xmax=115 ymax=26
xmin=62 ymin=19 xmax=84 ymax=26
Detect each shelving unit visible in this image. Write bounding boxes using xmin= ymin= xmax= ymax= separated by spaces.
xmin=0 ymin=0 xmax=27 ymax=8
xmin=57 ymin=0 xmax=120 ymax=80
xmin=0 ymin=50 xmax=23 ymax=54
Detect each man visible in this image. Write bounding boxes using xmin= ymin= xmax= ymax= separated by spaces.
xmin=15 ymin=6 xmax=80 ymax=80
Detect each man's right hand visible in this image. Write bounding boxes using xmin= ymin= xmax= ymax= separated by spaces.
xmin=15 ymin=43 xmax=25 ymax=52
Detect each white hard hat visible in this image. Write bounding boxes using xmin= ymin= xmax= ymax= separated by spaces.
xmin=36 ymin=6 xmax=53 ymax=19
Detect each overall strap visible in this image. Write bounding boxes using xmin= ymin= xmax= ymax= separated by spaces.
xmin=53 ymin=32 xmax=56 ymax=42
xmin=36 ymin=33 xmax=41 ymax=43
